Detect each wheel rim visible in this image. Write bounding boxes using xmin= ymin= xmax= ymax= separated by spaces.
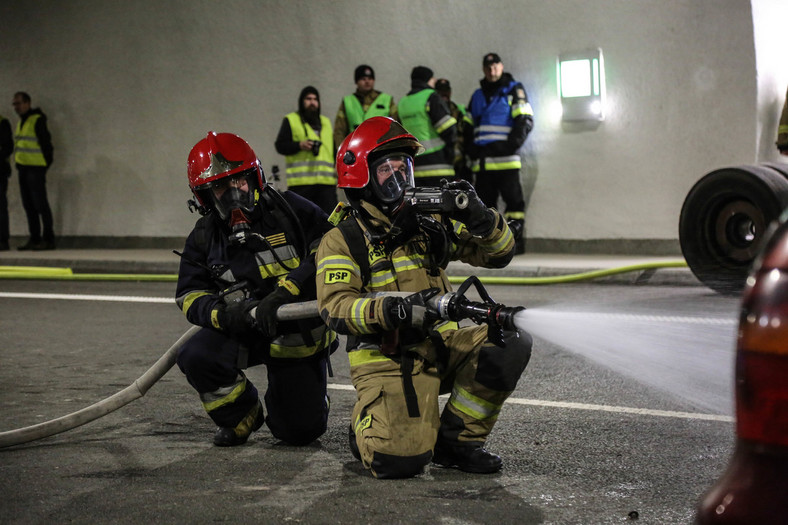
xmin=713 ymin=200 xmax=765 ymax=263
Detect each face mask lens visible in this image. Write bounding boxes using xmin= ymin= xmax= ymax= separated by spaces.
xmin=371 ymin=155 xmax=413 ymax=203
xmin=206 ymin=170 xmax=258 ymax=220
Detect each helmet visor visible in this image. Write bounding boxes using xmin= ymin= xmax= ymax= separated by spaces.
xmin=201 ymin=169 xmax=261 ymax=220
xmin=369 ymin=155 xmax=415 ymax=204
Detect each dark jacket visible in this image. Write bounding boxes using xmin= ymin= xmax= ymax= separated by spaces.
xmin=0 ymin=117 xmax=12 ymax=177
xmin=175 ymin=190 xmax=332 ymax=360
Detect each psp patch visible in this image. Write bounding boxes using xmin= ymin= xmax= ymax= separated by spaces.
xmin=325 ymin=269 xmax=352 ymax=284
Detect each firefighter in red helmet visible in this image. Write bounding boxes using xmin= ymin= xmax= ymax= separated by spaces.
xmin=316 ymin=117 xmax=532 ymax=478
xmin=176 ymin=131 xmax=336 ymax=447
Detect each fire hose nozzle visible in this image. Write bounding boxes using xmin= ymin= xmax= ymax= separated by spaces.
xmin=427 ymin=292 xmax=525 ymax=332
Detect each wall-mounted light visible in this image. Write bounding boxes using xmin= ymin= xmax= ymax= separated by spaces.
xmin=558 ymin=48 xmax=605 ymax=122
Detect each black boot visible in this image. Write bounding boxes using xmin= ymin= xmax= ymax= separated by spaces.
xmin=213 ymin=400 xmax=265 ymax=447
xmin=432 ymin=440 xmax=503 ymax=473
xmin=507 ymin=219 xmax=526 ymax=255
xmin=17 ymin=239 xmax=42 ymax=251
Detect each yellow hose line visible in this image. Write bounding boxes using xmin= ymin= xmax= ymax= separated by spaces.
xmin=448 ymin=260 xmax=689 ymax=285
xmin=0 ymin=265 xmax=74 ymax=275
xmin=0 ymin=269 xmax=178 ymax=281
xmin=0 ymin=260 xmax=688 ymax=285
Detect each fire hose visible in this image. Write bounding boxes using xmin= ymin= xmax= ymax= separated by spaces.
xmin=0 ymin=281 xmax=523 ymax=449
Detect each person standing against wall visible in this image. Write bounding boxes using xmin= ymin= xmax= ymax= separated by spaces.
xmin=0 ymin=113 xmax=13 ymax=251
xmin=274 ymin=86 xmax=337 ymax=214
xmin=435 ymin=78 xmax=472 ymax=183
xmin=464 ymin=53 xmax=533 ymax=254
xmin=777 ymin=85 xmax=788 ymax=156
xmin=398 ymin=66 xmax=457 ymax=187
xmin=12 ymin=91 xmax=55 ymax=251
xmin=333 ymin=65 xmax=398 ymax=147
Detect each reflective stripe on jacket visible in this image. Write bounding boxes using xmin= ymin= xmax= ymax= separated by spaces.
xmin=284 ymin=112 xmax=336 ymax=186
xmin=344 ymin=92 xmax=393 ymax=130
xmin=14 ymin=114 xmax=46 ymax=166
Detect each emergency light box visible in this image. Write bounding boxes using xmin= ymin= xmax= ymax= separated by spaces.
xmin=558 ymin=48 xmax=605 ymax=122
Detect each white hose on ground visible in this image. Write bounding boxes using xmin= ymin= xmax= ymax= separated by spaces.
xmin=0 ymin=300 xmax=321 ymax=449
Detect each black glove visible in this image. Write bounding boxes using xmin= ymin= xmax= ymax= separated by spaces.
xmin=216 ymin=300 xmax=257 ymax=340
xmin=384 ymin=288 xmax=441 ymax=329
xmin=449 ymin=180 xmax=496 ymax=237
xmin=254 ymin=286 xmax=298 ymax=338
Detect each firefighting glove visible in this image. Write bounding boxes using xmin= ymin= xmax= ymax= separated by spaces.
xmin=384 ymin=288 xmax=442 ymax=329
xmin=216 ymin=300 xmax=258 ymax=340
xmin=449 ymin=180 xmax=497 ymax=237
xmin=254 ymin=285 xmax=299 ymax=338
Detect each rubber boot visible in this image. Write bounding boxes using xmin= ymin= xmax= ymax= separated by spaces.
xmin=432 ymin=440 xmax=503 ymax=474
xmin=213 ymin=400 xmax=265 ymax=447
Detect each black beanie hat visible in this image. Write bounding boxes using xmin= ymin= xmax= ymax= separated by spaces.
xmin=354 ymin=65 xmax=375 ymax=82
xmin=298 ymin=85 xmax=320 ymax=113
xmin=411 ymin=66 xmax=434 ymax=84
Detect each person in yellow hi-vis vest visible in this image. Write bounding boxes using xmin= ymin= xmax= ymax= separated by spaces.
xmin=275 ymin=86 xmax=337 ymax=214
xmin=777 ymin=85 xmax=788 ymax=156
xmin=12 ymin=91 xmax=55 ymax=250
xmin=333 ymin=65 xmax=398 ymax=148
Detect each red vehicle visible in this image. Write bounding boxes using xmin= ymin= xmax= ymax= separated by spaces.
xmin=696 ymin=212 xmax=788 ymax=523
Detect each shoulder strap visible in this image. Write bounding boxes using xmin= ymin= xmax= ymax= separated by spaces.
xmin=193 ymin=214 xmax=215 ymax=253
xmin=337 ymin=218 xmax=370 ymax=289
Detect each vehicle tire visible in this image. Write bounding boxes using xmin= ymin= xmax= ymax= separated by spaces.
xmin=679 ymin=165 xmax=788 ymax=295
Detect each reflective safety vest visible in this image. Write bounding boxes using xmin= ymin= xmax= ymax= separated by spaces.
xmin=469 ymin=80 xmax=531 ymax=172
xmin=399 ymin=89 xmax=446 ymax=154
xmin=344 ymin=92 xmax=393 ymax=131
xmin=399 ymin=89 xmax=456 ymax=179
xmin=14 ymin=114 xmax=46 ymax=167
xmin=284 ymin=112 xmax=336 ymax=187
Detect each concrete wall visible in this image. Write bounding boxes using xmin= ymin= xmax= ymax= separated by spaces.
xmin=0 ymin=0 xmax=784 ymax=252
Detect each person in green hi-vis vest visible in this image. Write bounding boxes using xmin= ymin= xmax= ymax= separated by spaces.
xmin=398 ymin=66 xmax=457 ymax=187
xmin=275 ymin=86 xmax=338 ymax=214
xmin=333 ymin=65 xmax=398 ymax=148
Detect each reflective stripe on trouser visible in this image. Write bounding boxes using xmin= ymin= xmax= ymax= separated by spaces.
xmin=471 ymin=155 xmax=521 ymax=172
xmin=439 ymin=326 xmax=532 ymax=443
xmin=176 ymin=328 xmax=260 ymax=428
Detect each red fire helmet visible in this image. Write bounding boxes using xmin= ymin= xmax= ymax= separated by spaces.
xmin=335 ymin=116 xmax=424 ymax=190
xmin=187 ymin=132 xmax=266 ymax=212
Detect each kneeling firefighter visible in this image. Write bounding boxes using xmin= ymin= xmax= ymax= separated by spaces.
xmin=176 ymin=132 xmax=336 ymax=447
xmin=315 ymin=116 xmax=532 ymax=478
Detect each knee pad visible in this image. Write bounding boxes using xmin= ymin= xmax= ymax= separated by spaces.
xmin=369 ymin=450 xmax=432 ymax=479
xmin=475 ymin=329 xmax=533 ymax=392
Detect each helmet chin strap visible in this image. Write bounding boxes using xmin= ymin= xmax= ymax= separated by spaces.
xmin=228 ymin=208 xmax=252 ymax=245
